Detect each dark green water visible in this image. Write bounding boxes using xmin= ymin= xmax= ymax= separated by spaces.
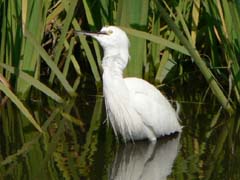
xmin=0 ymin=88 xmax=239 ymax=180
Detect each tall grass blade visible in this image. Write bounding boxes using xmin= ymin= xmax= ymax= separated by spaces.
xmin=63 ymin=39 xmax=81 ymax=76
xmin=24 ymin=29 xmax=76 ymax=96
xmin=122 ymin=27 xmax=190 ymax=56
xmin=117 ymin=0 xmax=149 ymax=77
xmin=17 ymin=0 xmax=51 ymax=98
xmin=156 ymin=1 xmax=233 ymax=113
xmin=191 ymin=0 xmax=201 ymax=46
xmin=21 ymin=0 xmax=27 ymax=34
xmin=206 ymin=0 xmax=240 ymax=101
xmin=155 ymin=50 xmax=176 ymax=83
xmin=63 ymin=38 xmax=75 ymax=77
xmin=0 ymin=63 xmax=63 ymax=103
xmin=72 ymin=19 xmax=101 ymax=82
xmin=46 ymin=1 xmax=64 ymax=24
xmin=82 ymin=0 xmax=102 ymax=72
xmin=155 ymin=30 xmax=177 ymax=83
xmin=49 ymin=0 xmax=78 ymax=84
xmin=0 ymin=83 xmax=42 ymax=133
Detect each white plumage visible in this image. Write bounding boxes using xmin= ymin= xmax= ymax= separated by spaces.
xmin=78 ymin=26 xmax=181 ymax=141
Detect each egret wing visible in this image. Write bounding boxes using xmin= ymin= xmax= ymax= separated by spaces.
xmin=124 ymin=77 xmax=181 ymax=136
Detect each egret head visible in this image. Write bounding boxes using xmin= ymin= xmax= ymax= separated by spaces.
xmin=77 ymin=26 xmax=129 ymax=52
xmin=77 ymin=26 xmax=130 ymax=69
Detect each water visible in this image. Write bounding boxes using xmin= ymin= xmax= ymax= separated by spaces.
xmin=0 ymin=89 xmax=239 ymax=180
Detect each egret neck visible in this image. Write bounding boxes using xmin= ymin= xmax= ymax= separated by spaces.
xmin=102 ymin=46 xmax=129 ymax=74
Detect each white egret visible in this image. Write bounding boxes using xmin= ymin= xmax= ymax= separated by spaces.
xmin=78 ymin=26 xmax=181 ymax=141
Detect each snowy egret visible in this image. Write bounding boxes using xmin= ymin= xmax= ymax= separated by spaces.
xmin=78 ymin=26 xmax=181 ymax=141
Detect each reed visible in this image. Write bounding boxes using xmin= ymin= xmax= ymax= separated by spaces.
xmin=79 ymin=0 xmax=239 ymax=112
xmin=0 ymin=0 xmax=79 ymax=130
xmin=156 ymin=1 xmax=233 ymax=113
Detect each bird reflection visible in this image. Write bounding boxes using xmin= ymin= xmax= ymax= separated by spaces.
xmin=109 ymin=134 xmax=181 ymax=180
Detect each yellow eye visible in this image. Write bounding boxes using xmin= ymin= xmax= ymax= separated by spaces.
xmin=108 ymin=30 xmax=113 ymax=34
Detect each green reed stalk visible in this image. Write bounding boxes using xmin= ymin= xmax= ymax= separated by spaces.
xmin=157 ymin=2 xmax=233 ymax=113
xmin=116 ymin=0 xmax=149 ymax=77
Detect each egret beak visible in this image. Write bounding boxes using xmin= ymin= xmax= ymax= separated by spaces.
xmin=75 ymin=30 xmax=108 ymax=37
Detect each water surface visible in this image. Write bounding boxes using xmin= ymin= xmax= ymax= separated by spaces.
xmin=0 ymin=88 xmax=239 ymax=180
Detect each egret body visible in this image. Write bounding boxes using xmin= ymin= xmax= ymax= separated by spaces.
xmin=79 ymin=26 xmax=181 ymax=141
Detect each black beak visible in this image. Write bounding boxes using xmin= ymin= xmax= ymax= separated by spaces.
xmin=75 ymin=30 xmax=108 ymax=37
